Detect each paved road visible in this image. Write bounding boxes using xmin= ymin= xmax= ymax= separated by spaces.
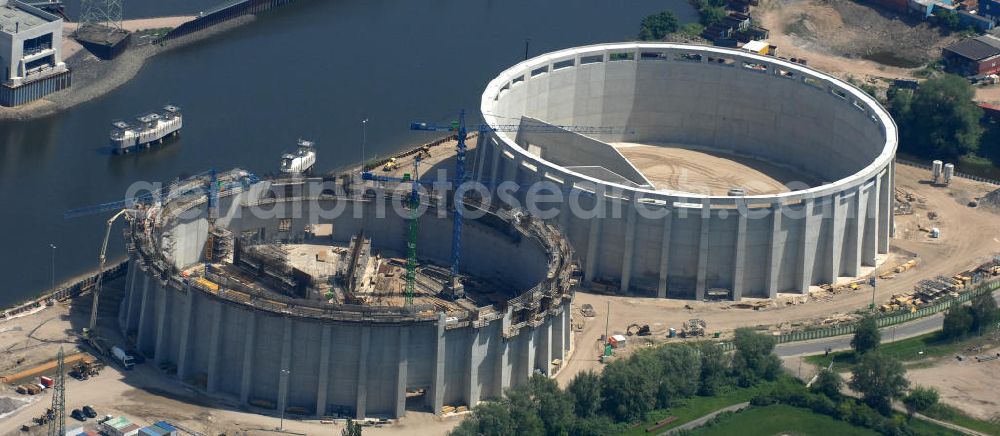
xmin=776 ymin=292 xmax=1000 ymax=357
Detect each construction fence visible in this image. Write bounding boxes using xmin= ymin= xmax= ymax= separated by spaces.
xmin=717 ymin=279 xmax=1000 ymax=352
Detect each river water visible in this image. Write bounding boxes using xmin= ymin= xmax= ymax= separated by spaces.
xmin=0 ymin=0 xmax=696 ymax=307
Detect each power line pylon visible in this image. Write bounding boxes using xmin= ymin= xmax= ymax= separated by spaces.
xmin=47 ymin=347 xmax=66 ymax=436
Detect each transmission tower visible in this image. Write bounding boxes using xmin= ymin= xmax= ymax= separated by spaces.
xmin=47 ymin=347 xmax=66 ymax=436
xmin=78 ymin=0 xmax=124 ymax=34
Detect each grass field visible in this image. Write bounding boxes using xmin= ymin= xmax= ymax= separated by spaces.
xmin=687 ymin=404 xmax=965 ymax=436
xmin=688 ymin=404 xmax=878 ymax=436
xmin=923 ymin=403 xmax=1000 ymax=435
xmin=621 ymin=382 xmax=775 ymax=435
xmin=803 ymin=330 xmax=983 ymax=370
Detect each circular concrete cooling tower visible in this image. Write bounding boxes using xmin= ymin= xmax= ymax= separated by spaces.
xmin=477 ymin=42 xmax=897 ymax=300
xmin=116 ymin=172 xmax=575 ymax=419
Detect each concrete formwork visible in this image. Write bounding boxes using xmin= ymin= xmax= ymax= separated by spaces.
xmin=118 ymin=175 xmax=575 ymax=419
xmin=478 ymin=43 xmax=898 ymax=299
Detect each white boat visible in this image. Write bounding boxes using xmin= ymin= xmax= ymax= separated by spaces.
xmin=110 ymin=105 xmax=182 ymax=154
xmin=280 ymin=139 xmax=317 ymax=175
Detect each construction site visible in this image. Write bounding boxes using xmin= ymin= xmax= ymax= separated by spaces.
xmin=110 ymin=167 xmax=576 ymax=420
xmin=2 ymin=41 xmax=1000 ymax=434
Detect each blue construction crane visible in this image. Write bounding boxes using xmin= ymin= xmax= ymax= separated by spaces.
xmin=64 ymin=170 xmax=258 ymax=219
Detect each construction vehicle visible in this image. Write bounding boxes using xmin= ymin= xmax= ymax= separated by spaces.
xmin=626 ymin=324 xmax=651 ymax=336
xmin=680 ymin=319 xmax=707 ymax=338
xmin=110 ymin=346 xmax=135 ymax=370
xmin=382 ymin=157 xmax=398 ymax=171
xmin=580 ymin=304 xmax=596 ymax=317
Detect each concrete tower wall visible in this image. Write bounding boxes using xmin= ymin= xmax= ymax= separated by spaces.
xmin=119 ymin=185 xmax=574 ymax=419
xmin=479 ymin=43 xmax=898 ymax=299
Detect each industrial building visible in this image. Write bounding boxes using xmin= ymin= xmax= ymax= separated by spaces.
xmin=943 ymin=34 xmax=1000 ymax=78
xmin=116 ymin=170 xmax=575 ymax=419
xmin=0 ymin=0 xmax=70 ymax=106
xmin=475 ymin=42 xmax=897 ymax=300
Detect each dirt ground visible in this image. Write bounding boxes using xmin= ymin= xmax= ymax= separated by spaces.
xmin=756 ymin=0 xmax=958 ymax=80
xmin=977 ymin=84 xmax=1000 ymax=105
xmin=612 ymin=142 xmax=819 ymax=195
xmin=906 ymin=343 xmax=1000 ymax=422
xmin=557 ymin=164 xmax=1000 ymax=386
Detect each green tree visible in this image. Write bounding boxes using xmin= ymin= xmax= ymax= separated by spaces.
xmin=851 ymin=315 xmax=881 ymax=355
xmin=450 ymin=401 xmax=516 ymax=436
xmin=697 ymin=342 xmax=730 ymax=396
xmin=601 ymin=354 xmax=658 ymax=422
xmin=903 ymin=386 xmax=940 ymax=415
xmin=810 ymin=369 xmax=843 ymax=400
xmin=849 ymin=352 xmax=910 ymax=414
xmin=507 ymin=384 xmax=545 ymax=436
xmin=897 ymin=74 xmax=984 ymax=160
xmin=942 ymin=304 xmax=974 ymax=338
xmin=567 ymin=371 xmax=602 ymax=418
xmin=569 ymin=416 xmax=620 ymax=436
xmin=638 ymin=11 xmax=680 ymax=41
xmin=699 ymin=6 xmax=728 ymax=27
xmin=969 ymin=292 xmax=999 ymax=335
xmin=342 ymin=419 xmax=363 ymax=436
xmin=731 ymin=328 xmax=782 ymax=387
xmin=528 ymin=375 xmax=573 ymax=436
xmin=654 ymin=345 xmax=701 ymax=407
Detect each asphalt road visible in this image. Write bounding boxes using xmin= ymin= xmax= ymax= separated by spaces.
xmin=775 ymin=292 xmax=1000 ymax=357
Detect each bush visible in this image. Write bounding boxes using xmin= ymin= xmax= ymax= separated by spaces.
xmin=902 ymin=386 xmax=939 ymax=415
xmin=810 ymin=369 xmax=843 ymax=400
xmin=942 ymin=304 xmax=974 ymax=339
xmin=731 ymin=328 xmax=782 ymax=387
xmin=851 ymin=315 xmax=881 ymax=355
xmin=848 ymin=352 xmax=910 ymax=415
xmin=638 ymin=11 xmax=679 ymax=41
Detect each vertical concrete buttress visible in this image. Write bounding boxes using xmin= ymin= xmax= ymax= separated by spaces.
xmin=277 ymin=318 xmax=292 ymax=417
xmin=620 ymin=205 xmax=637 ymax=292
xmin=864 ymin=178 xmax=879 ymax=266
xmin=766 ymin=204 xmax=783 ymax=298
xmin=206 ymin=303 xmax=223 ymax=393
xmin=798 ymin=199 xmax=817 ymax=293
xmin=239 ymin=311 xmax=256 ymax=405
xmin=316 ymin=324 xmax=332 ymax=417
xmin=355 ymin=325 xmax=371 ymax=419
xmin=657 ymin=211 xmax=673 ymax=298
xmin=584 ymin=216 xmax=601 ymax=283
xmin=136 ymin=275 xmax=151 ymax=350
xmin=153 ymin=285 xmax=168 ymax=365
xmin=829 ymin=193 xmax=845 ymax=283
xmin=543 ymin=319 xmax=553 ymax=376
xmin=467 ymin=329 xmax=482 ymax=407
xmin=395 ymin=327 xmax=409 ymax=418
xmin=695 ymin=199 xmax=711 ymax=300
xmin=430 ymin=313 xmax=446 ymax=414
xmin=732 ymin=211 xmax=747 ymax=301
xmin=176 ymin=288 xmax=195 ymax=382
xmin=846 ymin=187 xmax=866 ymax=277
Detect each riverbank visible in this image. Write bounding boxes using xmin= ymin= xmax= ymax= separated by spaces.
xmin=0 ymin=15 xmax=254 ymax=122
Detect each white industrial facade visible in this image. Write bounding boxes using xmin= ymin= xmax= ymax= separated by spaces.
xmin=0 ymin=0 xmax=65 ymax=86
xmin=477 ymin=43 xmax=897 ymax=300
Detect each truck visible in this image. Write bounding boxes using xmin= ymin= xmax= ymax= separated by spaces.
xmin=110 ymin=346 xmax=135 ymax=370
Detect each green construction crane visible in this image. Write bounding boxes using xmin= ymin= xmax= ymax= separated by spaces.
xmin=404 ymin=155 xmax=422 ymax=306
